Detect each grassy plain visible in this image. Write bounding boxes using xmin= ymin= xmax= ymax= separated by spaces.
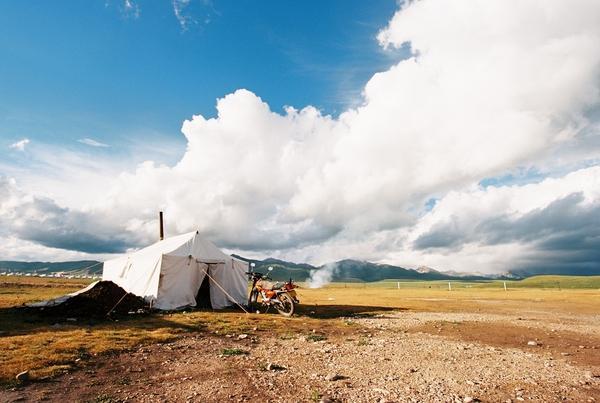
xmin=319 ymin=275 xmax=600 ymax=289
xmin=1 ymin=275 xmax=599 ymax=386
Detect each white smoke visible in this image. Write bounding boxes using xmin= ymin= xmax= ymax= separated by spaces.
xmin=307 ymin=262 xmax=338 ymax=288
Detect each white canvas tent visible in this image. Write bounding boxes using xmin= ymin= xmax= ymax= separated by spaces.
xmin=102 ymin=231 xmax=248 ymax=310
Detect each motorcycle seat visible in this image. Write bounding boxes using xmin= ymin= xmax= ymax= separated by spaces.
xmin=258 ymin=281 xmax=283 ymax=291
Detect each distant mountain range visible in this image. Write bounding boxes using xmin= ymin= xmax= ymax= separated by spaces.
xmin=2 ymin=257 xmax=594 ymax=281
xmin=231 ymin=256 xmax=511 ymax=282
xmin=0 ymin=260 xmax=103 ymax=277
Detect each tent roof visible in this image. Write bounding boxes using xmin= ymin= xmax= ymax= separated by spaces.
xmin=113 ymin=231 xmax=230 ymax=263
xmin=137 ymin=231 xmax=196 ymax=255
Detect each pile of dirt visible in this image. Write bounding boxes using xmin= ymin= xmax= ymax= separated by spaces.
xmin=38 ymin=281 xmax=147 ymax=317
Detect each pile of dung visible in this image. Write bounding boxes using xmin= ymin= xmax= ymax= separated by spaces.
xmin=37 ymin=281 xmax=147 ymax=318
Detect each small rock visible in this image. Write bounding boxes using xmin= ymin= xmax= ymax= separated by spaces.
xmin=527 ymin=341 xmax=538 ymax=346
xmin=266 ymin=363 xmax=286 ymax=371
xmin=325 ymin=373 xmax=343 ymax=381
xmin=15 ymin=370 xmax=29 ymax=382
xmin=319 ymin=396 xmax=335 ymax=403
xmin=238 ymin=334 xmax=248 ymax=340
xmin=464 ymin=397 xmax=475 ymax=403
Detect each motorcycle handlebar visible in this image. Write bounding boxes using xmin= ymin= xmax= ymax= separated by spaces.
xmin=245 ymin=272 xmax=271 ymax=280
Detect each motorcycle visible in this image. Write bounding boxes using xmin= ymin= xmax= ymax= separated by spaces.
xmin=246 ymin=267 xmax=299 ymax=317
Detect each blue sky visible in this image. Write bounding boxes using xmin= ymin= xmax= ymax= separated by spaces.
xmin=1 ymin=0 xmax=599 ymax=276
xmin=1 ymin=0 xmax=400 ymax=163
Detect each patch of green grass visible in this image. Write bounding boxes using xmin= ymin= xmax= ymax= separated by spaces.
xmin=306 ymin=333 xmax=327 ymax=342
xmin=343 ymin=319 xmax=357 ymax=326
xmin=279 ymin=332 xmax=296 ymax=340
xmin=357 ymin=337 xmax=371 ymax=346
xmin=257 ymin=362 xmax=268 ymax=371
xmin=92 ymin=394 xmax=119 ymax=403
xmin=221 ymin=348 xmax=248 ymax=356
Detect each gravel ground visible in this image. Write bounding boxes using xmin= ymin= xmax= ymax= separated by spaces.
xmin=2 ymin=311 xmax=599 ymax=402
xmin=372 ymin=311 xmax=600 ymax=336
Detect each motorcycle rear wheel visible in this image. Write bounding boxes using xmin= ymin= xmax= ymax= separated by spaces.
xmin=274 ymin=292 xmax=295 ymax=317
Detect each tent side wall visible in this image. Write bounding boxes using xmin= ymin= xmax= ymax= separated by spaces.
xmin=209 ymin=258 xmax=248 ymax=309
xmin=102 ymin=254 xmax=162 ymax=303
xmin=155 ymin=255 xmax=209 ymax=310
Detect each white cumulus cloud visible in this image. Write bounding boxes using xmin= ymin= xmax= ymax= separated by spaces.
xmin=396 ymin=166 xmax=600 ymax=274
xmin=9 ymin=138 xmax=30 ymax=151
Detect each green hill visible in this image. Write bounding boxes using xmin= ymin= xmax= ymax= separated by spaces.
xmin=330 ymin=259 xmax=464 ymax=282
xmin=231 ymin=256 xmax=489 ymax=282
xmin=508 ymin=275 xmax=600 ymax=289
xmin=231 ymin=255 xmax=315 ymax=281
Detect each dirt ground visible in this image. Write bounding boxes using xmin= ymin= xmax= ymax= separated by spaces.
xmin=2 ymin=307 xmax=599 ymax=402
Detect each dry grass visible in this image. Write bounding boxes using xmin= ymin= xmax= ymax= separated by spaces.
xmin=0 ymin=277 xmax=92 ymax=309
xmin=0 ymin=278 xmax=349 ymax=386
xmin=298 ymin=286 xmax=600 ymax=315
xmin=2 ymin=276 xmax=599 ymax=386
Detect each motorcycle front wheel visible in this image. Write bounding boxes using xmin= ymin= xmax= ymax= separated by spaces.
xmin=274 ymin=292 xmax=295 ymax=317
xmin=248 ymin=289 xmax=270 ymax=314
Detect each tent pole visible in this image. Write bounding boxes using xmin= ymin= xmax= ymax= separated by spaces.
xmin=159 ymin=211 xmax=164 ymax=240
